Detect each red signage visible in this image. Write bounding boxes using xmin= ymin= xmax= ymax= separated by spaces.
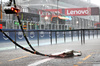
xmin=0 ymin=24 xmax=3 ymax=29
xmin=65 ymin=8 xmax=91 ymax=16
xmin=39 ymin=9 xmax=62 ymax=17
xmin=39 ymin=7 xmax=99 ymax=16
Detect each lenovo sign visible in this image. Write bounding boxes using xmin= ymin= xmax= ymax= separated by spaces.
xmin=65 ymin=8 xmax=91 ymax=16
xmin=39 ymin=7 xmax=99 ymax=16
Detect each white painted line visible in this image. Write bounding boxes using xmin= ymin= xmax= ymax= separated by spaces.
xmin=28 ymin=58 xmax=54 ymax=66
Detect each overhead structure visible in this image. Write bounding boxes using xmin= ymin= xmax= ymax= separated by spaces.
xmin=17 ymin=0 xmax=99 ymax=22
xmin=19 ymin=0 xmax=98 ymax=9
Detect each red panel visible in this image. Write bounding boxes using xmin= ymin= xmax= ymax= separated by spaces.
xmin=39 ymin=7 xmax=93 ymax=16
xmin=39 ymin=9 xmax=62 ymax=17
xmin=0 ymin=24 xmax=2 ymax=29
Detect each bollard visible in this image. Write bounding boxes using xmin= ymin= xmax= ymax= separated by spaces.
xmin=81 ymin=29 xmax=83 ymax=44
xmin=55 ymin=31 xmax=57 ymax=44
xmin=15 ymin=30 xmax=17 ymax=49
xmin=71 ymin=31 xmax=73 ymax=41
xmin=50 ymin=31 xmax=52 ymax=45
xmin=37 ymin=31 xmax=39 ymax=46
xmin=77 ymin=30 xmax=79 ymax=41
xmin=64 ymin=31 xmax=66 ymax=43
xmin=83 ymin=30 xmax=85 ymax=44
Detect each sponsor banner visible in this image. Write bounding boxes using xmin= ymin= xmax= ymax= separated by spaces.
xmin=39 ymin=9 xmax=62 ymax=17
xmin=39 ymin=7 xmax=99 ymax=16
xmin=64 ymin=8 xmax=91 ymax=16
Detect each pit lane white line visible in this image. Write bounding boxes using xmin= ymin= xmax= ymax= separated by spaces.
xmin=28 ymin=58 xmax=54 ymax=66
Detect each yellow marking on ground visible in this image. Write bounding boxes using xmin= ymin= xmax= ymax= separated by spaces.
xmin=76 ymin=53 xmax=95 ymax=65
xmin=77 ymin=61 xmax=98 ymax=64
xmin=77 ymin=61 xmax=83 ymax=64
xmin=74 ymin=65 xmax=78 ymax=66
xmin=8 ymin=56 xmax=28 ymax=61
xmin=82 ymin=55 xmax=91 ymax=60
xmin=77 ymin=61 xmax=94 ymax=64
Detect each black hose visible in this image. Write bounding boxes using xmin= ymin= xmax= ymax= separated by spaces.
xmin=0 ymin=0 xmax=50 ymax=57
xmin=13 ymin=0 xmax=38 ymax=52
xmin=0 ymin=29 xmax=49 ymax=56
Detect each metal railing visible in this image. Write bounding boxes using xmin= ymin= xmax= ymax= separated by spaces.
xmin=0 ymin=29 xmax=100 ymax=49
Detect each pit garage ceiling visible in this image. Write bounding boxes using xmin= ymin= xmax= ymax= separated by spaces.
xmin=16 ymin=0 xmax=99 ymax=22
xmin=19 ymin=0 xmax=98 ymax=9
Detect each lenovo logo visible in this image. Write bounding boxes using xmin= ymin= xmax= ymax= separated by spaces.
xmin=65 ymin=8 xmax=91 ymax=16
xmin=67 ymin=10 xmax=89 ymax=15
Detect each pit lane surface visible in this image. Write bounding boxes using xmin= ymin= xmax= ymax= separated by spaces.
xmin=0 ymin=39 xmax=100 ymax=66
